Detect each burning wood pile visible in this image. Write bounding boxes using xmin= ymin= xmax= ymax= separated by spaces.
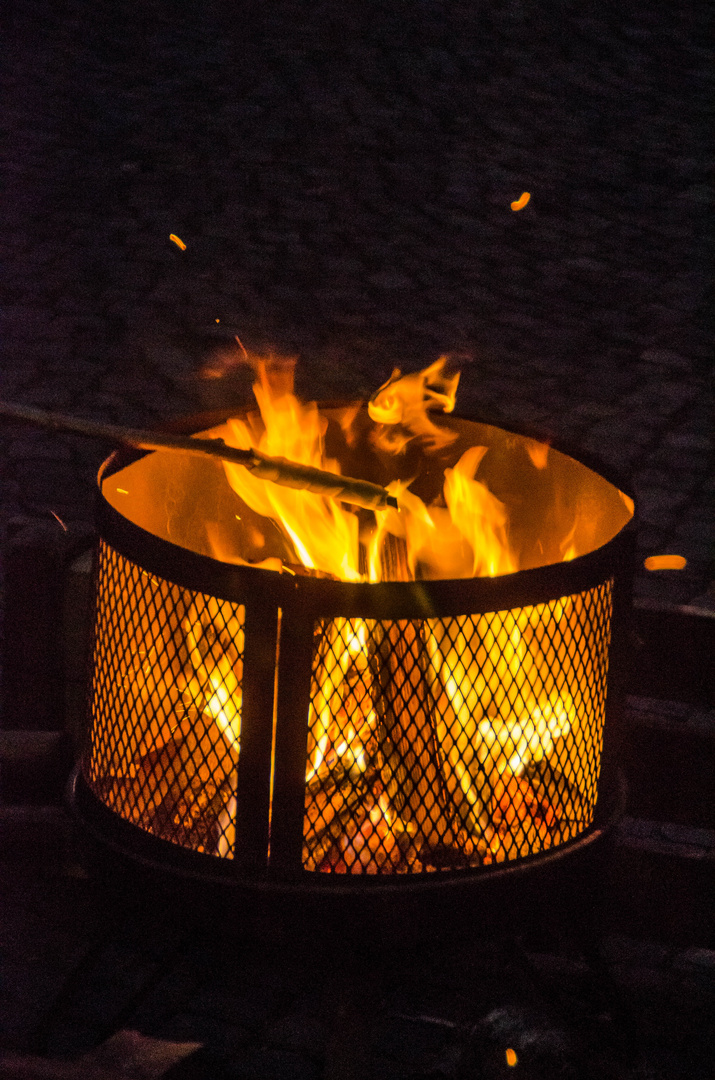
xmin=96 ymin=582 xmax=244 ymax=858
xmin=77 ymin=350 xmax=630 ymax=879
xmin=301 ymin=597 xmax=603 ymax=874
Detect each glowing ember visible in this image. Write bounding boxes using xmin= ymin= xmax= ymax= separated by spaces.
xmin=644 ymin=554 xmax=686 ymax=571
xmin=510 ymin=192 xmax=531 ymax=211
xmin=50 ymin=510 xmax=68 ymax=531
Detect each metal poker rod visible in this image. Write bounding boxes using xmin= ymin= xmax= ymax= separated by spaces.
xmin=0 ymin=400 xmax=398 ymax=512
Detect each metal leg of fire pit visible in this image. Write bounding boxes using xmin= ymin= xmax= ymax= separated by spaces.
xmin=232 ymin=602 xmax=280 ymax=872
xmin=264 ymin=611 xmax=316 ymax=878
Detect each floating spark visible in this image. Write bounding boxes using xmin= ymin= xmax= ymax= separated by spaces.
xmin=510 ymin=192 xmax=530 ymax=211
xmin=644 ymin=554 xmax=686 ymax=570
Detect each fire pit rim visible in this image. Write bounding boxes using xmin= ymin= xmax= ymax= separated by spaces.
xmin=152 ymin=403 xmax=636 ymax=499
xmin=95 ymin=408 xmax=636 ymax=618
xmin=96 ymin=494 xmax=632 ymax=621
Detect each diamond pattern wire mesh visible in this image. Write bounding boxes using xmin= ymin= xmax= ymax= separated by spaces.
xmin=303 ymin=582 xmax=613 ymax=874
xmin=83 ymin=541 xmax=245 ymax=858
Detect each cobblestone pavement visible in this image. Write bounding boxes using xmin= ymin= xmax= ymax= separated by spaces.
xmin=0 ymin=6 xmax=713 ymax=1076
xmin=1 ymin=0 xmax=712 ymax=608
xmin=1 ymin=834 xmax=714 ymax=1079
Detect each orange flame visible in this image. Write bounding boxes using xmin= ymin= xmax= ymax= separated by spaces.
xmin=215 ymin=350 xmax=522 ymax=585
xmin=368 ymin=356 xmax=460 ymax=452
xmin=444 ymin=446 xmax=516 ymax=577
xmin=222 ymin=356 xmax=362 ymax=581
xmin=525 ymin=438 xmax=549 ymax=470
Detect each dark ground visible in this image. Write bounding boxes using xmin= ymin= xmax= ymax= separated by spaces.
xmin=0 ymin=1 xmax=713 ymax=1077
xmin=1 ymin=0 xmax=712 ymax=602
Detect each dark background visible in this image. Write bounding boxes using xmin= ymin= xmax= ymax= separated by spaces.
xmin=1 ymin=0 xmax=712 ymax=595
xmin=0 ymin=4 xmax=713 ymax=1073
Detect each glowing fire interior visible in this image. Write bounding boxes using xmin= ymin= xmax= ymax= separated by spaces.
xmin=302 ymin=585 xmax=612 ymax=873
xmin=89 ymin=356 xmax=633 ymax=873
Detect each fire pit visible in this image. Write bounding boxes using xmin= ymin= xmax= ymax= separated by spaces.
xmin=71 ymin=359 xmax=634 ymax=892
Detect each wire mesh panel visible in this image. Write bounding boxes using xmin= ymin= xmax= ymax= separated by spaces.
xmin=303 ymin=581 xmax=613 ymax=874
xmin=84 ymin=541 xmax=245 ymax=857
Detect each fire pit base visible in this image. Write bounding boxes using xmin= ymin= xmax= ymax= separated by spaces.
xmin=67 ymin=764 xmax=627 ymax=899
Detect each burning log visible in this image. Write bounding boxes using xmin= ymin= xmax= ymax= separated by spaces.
xmin=301 ymin=588 xmax=580 ymax=873
xmin=0 ymin=400 xmax=398 ymax=512
xmin=373 ymin=621 xmax=452 ymax=851
xmin=101 ymin=714 xmax=237 ymax=854
xmin=303 ymin=602 xmax=467 ymax=874
xmin=305 ymin=772 xmax=365 ymax=840
xmin=525 ymin=758 xmax=588 ymax=841
xmin=318 ymin=790 xmax=408 ymax=874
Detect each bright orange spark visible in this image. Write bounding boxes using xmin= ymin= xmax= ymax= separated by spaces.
xmin=644 ymin=554 xmax=687 ymax=571
xmin=50 ymin=511 xmax=68 ymax=532
xmin=169 ymin=234 xmax=186 ymax=250
xmin=510 ymin=192 xmax=530 ymax=211
xmin=506 ymin=1047 xmax=518 ymax=1066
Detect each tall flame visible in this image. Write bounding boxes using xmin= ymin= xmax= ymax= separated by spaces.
xmin=218 ymin=351 xmax=517 ymax=583
xmin=222 ymin=357 xmax=362 ymax=582
xmin=444 ymin=446 xmax=516 ymax=577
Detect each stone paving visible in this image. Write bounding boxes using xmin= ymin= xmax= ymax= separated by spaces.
xmin=1 ymin=0 xmax=711 ymax=608
xmin=0 ymin=5 xmax=713 ymax=1075
xmin=0 ymin=831 xmax=714 ymax=1078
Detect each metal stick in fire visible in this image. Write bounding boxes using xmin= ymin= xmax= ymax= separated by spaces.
xmin=0 ymin=400 xmax=399 ymax=512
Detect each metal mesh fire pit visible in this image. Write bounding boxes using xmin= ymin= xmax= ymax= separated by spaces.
xmin=71 ymin=380 xmax=634 ymax=893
